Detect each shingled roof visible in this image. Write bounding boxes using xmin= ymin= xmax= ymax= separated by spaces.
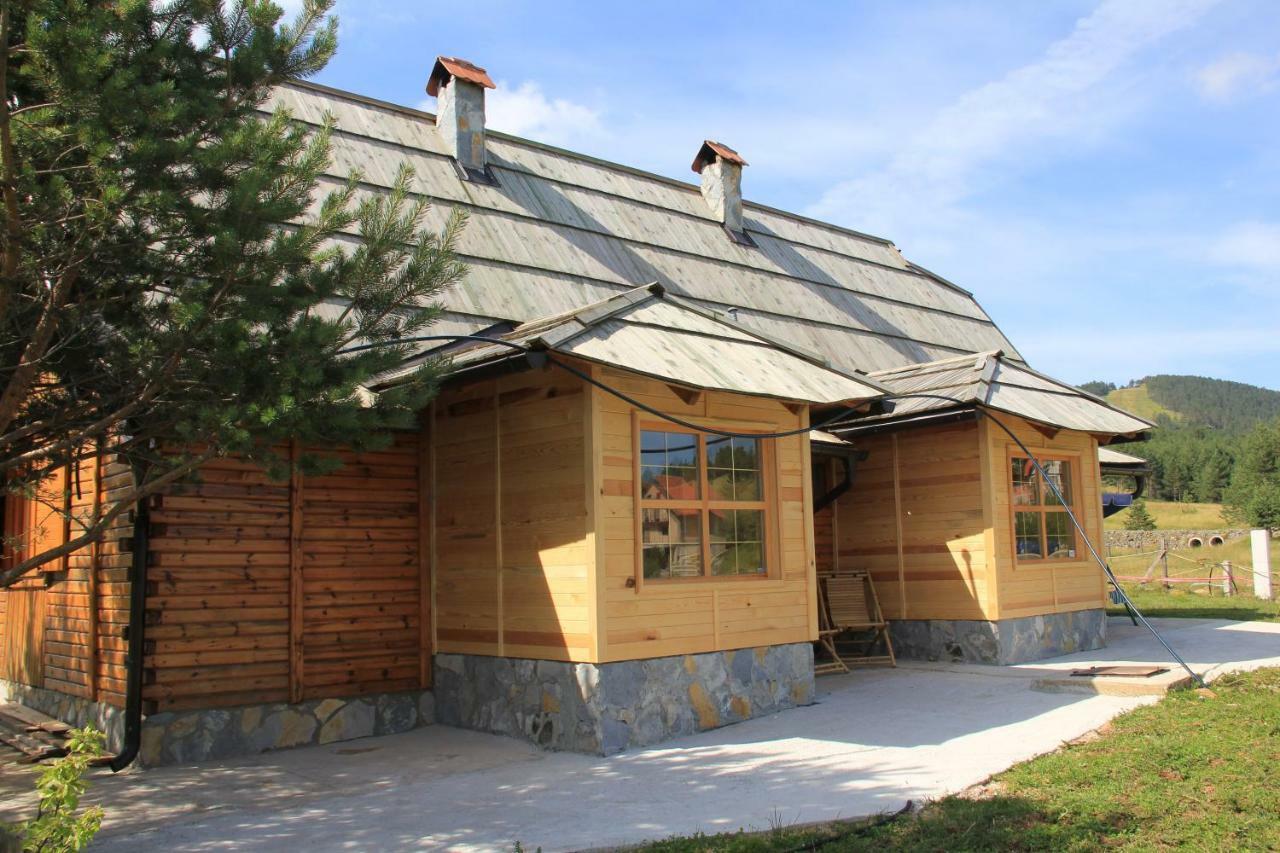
xmin=831 ymin=351 xmax=1155 ymax=438
xmin=266 ymin=80 xmax=1021 ymax=378
xmin=377 ymin=283 xmax=888 ymax=405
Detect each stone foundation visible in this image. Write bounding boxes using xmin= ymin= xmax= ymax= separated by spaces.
xmin=433 ymin=643 xmax=815 ymax=755
xmin=890 ymin=608 xmax=1107 ymax=665
xmin=0 ymin=680 xmax=126 ymax=754
xmin=137 ymin=690 xmax=434 ymax=766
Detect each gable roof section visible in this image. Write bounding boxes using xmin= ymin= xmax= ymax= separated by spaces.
xmin=833 ymin=351 xmax=1155 ymax=437
xmin=379 ymin=284 xmax=888 ymax=406
xmin=266 ymin=81 xmax=1022 ymax=378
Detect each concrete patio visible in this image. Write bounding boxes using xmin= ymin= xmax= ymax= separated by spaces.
xmin=2 ymin=616 xmax=1278 ymax=852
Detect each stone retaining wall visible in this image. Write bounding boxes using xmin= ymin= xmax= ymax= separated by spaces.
xmin=137 ymin=690 xmax=434 ymax=766
xmin=890 ymin=608 xmax=1108 ymax=665
xmin=0 ymin=680 xmax=126 ymax=754
xmin=1104 ymin=529 xmax=1248 ymax=552
xmin=433 ymin=643 xmax=815 ymax=755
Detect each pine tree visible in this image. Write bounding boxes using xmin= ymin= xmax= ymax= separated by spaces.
xmin=0 ymin=1 xmax=466 ymax=585
xmin=1225 ymin=419 xmax=1280 ymax=529
xmin=1124 ymin=500 xmax=1157 ymax=531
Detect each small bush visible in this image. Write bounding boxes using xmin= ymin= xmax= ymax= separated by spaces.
xmin=1124 ymin=500 xmax=1157 ymax=531
xmin=21 ymin=727 xmax=105 ymax=853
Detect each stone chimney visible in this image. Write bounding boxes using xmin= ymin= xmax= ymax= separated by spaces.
xmin=692 ymin=140 xmax=749 ymax=239
xmin=427 ymin=56 xmax=496 ymax=181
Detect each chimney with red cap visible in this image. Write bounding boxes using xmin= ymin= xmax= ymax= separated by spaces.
xmin=692 ymin=140 xmax=748 ymax=237
xmin=427 ymin=56 xmax=496 ymax=180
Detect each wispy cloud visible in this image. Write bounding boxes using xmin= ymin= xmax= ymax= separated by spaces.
xmin=485 ymin=81 xmax=605 ymax=147
xmin=1209 ymin=221 xmax=1280 ymax=270
xmin=807 ymin=0 xmax=1220 ymax=238
xmin=1194 ymin=51 xmax=1280 ymax=102
xmin=418 ymin=79 xmax=606 ymax=149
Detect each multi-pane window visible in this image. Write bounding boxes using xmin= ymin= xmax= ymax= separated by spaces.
xmin=639 ymin=428 xmax=768 ymax=580
xmin=1011 ymin=457 xmax=1077 ymax=561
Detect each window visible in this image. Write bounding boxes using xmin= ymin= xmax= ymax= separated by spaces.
xmin=1011 ymin=456 xmax=1077 ymax=561
xmin=639 ymin=427 xmax=769 ymax=580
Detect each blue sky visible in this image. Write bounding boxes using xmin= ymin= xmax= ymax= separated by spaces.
xmin=297 ymin=0 xmax=1279 ymax=390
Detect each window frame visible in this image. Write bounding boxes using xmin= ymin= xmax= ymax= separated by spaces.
xmin=1006 ymin=449 xmax=1084 ymax=567
xmin=632 ymin=417 xmax=778 ymax=585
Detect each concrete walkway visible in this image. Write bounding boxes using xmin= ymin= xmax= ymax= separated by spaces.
xmin=4 ymin=617 xmax=1279 ymax=852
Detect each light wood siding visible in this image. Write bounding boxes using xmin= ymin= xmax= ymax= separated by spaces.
xmin=836 ymin=421 xmax=993 ymax=621
xmin=144 ymin=438 xmax=428 ymax=713
xmin=981 ymin=416 xmax=1107 ymax=619
xmin=596 ymin=367 xmax=816 ymax=663
xmin=432 ymin=366 xmax=593 ymax=662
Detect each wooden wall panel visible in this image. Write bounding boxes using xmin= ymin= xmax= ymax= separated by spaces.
xmin=144 ymin=455 xmax=292 ymax=711
xmin=143 ymin=439 xmax=426 ymax=712
xmin=433 ymin=367 xmax=593 ymax=662
xmin=836 ymin=421 xmax=993 ymax=621
xmin=595 ymin=367 xmax=815 ymax=663
xmin=300 ymin=437 xmax=423 ymax=699
xmin=980 ymin=416 xmax=1107 ymax=620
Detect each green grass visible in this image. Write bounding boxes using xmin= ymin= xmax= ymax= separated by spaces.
xmin=1105 ymin=384 xmax=1184 ymax=425
xmin=1104 ymin=536 xmax=1279 ymax=621
xmin=1103 ymin=500 xmax=1227 ymax=530
xmin=634 ymin=668 xmax=1280 ymax=851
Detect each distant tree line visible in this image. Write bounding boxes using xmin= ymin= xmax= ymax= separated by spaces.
xmin=1091 ymin=375 xmax=1280 ymax=528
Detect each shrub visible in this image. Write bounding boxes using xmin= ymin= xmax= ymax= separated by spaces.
xmin=1124 ymin=500 xmax=1157 ymax=531
xmin=21 ymin=727 xmax=105 ymax=853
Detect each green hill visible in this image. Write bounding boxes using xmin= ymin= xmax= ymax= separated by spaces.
xmin=1101 ymin=375 xmax=1280 ymax=433
xmin=1106 ymin=385 xmax=1183 ymax=425
xmin=1083 ymin=375 xmax=1280 ymax=506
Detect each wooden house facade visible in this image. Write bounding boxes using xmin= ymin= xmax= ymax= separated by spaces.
xmin=1 ymin=57 xmax=1152 ymax=764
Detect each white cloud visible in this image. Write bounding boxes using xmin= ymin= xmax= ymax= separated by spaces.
xmin=1195 ymin=51 xmax=1280 ymax=102
xmin=1208 ymin=221 xmax=1280 ymax=270
xmin=485 ymin=81 xmax=605 ymax=148
xmin=418 ymin=79 xmax=605 ymax=149
xmin=806 ymin=0 xmax=1220 ymax=239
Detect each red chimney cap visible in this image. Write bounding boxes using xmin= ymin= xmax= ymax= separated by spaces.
xmin=427 ymin=56 xmax=497 ymax=97
xmin=692 ymin=140 xmax=748 ymax=174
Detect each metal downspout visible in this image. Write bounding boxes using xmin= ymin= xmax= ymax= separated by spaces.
xmin=109 ymin=497 xmax=149 ymax=772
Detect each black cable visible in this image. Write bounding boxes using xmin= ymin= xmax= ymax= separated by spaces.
xmin=351 ymin=332 xmax=1205 ymax=686
xmin=872 ymin=393 xmax=1206 ymax=689
xmin=547 ymin=356 xmax=880 ymax=440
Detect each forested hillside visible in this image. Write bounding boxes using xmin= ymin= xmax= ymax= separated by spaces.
xmin=1087 ymin=375 xmax=1280 ymax=527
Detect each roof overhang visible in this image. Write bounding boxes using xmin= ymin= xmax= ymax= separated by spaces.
xmin=826 ymin=351 xmax=1155 ymax=440
xmin=374 ymin=283 xmax=889 ymax=408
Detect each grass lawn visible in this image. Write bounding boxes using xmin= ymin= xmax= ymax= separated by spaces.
xmin=1103 ymin=500 xmax=1227 ymax=530
xmin=638 ymin=668 xmax=1280 ymax=851
xmin=1104 ymin=535 xmax=1278 ymax=621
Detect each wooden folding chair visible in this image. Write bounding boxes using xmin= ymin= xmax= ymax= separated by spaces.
xmin=814 ymin=570 xmax=896 ymax=675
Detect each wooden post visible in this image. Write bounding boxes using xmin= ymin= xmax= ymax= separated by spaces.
xmin=1222 ymin=561 xmax=1233 ymax=597
xmin=1252 ymin=530 xmax=1273 ymax=601
xmin=1162 ymin=539 xmax=1170 ymax=591
xmin=288 ymin=441 xmax=304 ymax=704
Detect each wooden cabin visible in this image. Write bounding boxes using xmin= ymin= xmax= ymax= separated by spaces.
xmin=0 ymin=57 xmax=1152 ymax=765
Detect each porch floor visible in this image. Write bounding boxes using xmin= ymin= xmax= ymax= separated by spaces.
xmin=3 ymin=617 xmax=1278 ymax=852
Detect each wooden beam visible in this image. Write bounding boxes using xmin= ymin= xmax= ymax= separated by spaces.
xmin=892 ymin=434 xmax=906 ymax=619
xmin=666 ymin=384 xmax=703 ymax=407
xmin=1029 ymin=422 xmax=1060 ymax=441
xmin=418 ymin=416 xmax=432 ymax=688
xmin=494 ymin=383 xmax=504 ymax=658
xmin=288 ymin=440 xmax=304 ymax=704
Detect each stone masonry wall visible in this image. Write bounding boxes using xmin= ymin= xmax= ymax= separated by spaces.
xmin=0 ymin=680 xmax=126 ymax=754
xmin=137 ymin=690 xmax=434 ymax=766
xmin=433 ymin=643 xmax=815 ymax=755
xmin=1104 ymin=529 xmax=1248 ymax=552
xmin=890 ymin=608 xmax=1108 ymax=665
